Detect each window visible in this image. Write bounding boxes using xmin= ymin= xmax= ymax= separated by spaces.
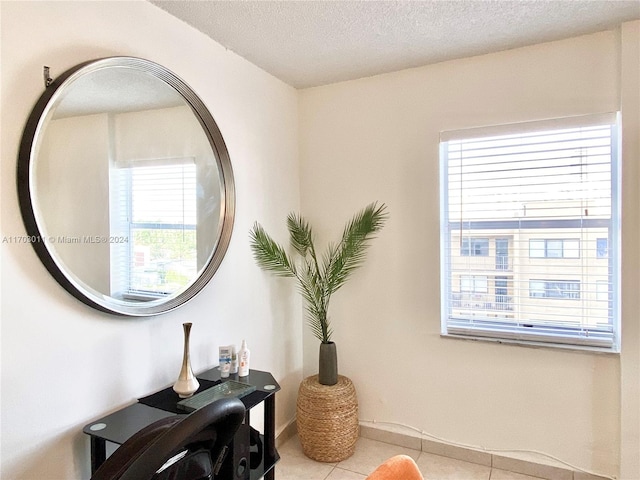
xmin=495 ymin=238 xmax=509 ymax=270
xmin=529 ymin=239 xmax=580 ymax=258
xmin=111 ymin=160 xmax=197 ymax=297
xmin=460 ymin=275 xmax=488 ymax=293
xmin=461 ymin=237 xmax=489 ymax=256
xmin=440 ymin=114 xmax=620 ymax=350
xmin=596 ymin=238 xmax=608 ymax=258
xmin=529 ymin=280 xmax=580 ymax=299
xmin=494 ymin=276 xmax=512 ymax=310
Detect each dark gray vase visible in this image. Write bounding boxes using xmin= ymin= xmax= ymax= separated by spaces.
xmin=318 ymin=341 xmax=338 ymax=386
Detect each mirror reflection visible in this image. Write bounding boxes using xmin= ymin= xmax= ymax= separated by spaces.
xmin=20 ymin=58 xmax=234 ymax=315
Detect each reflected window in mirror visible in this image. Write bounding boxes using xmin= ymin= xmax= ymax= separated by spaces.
xmin=111 ymin=160 xmax=197 ymax=299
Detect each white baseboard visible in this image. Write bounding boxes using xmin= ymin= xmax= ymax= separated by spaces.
xmin=275 ymin=418 xmax=298 ymax=449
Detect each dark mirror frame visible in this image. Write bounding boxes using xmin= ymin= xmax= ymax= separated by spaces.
xmin=17 ymin=57 xmax=235 ymax=316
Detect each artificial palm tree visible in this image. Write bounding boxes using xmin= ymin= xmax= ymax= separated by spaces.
xmin=249 ymin=202 xmax=388 ymax=385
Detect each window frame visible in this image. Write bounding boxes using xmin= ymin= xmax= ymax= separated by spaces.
xmin=460 ymin=237 xmax=490 ymax=256
xmin=596 ymin=238 xmax=609 ymax=258
xmin=439 ymin=113 xmax=621 ymax=352
xmin=528 ymin=279 xmax=581 ymax=300
xmin=529 ymin=238 xmax=581 ymax=259
xmin=110 ymin=159 xmax=198 ymax=299
xmin=460 ymin=275 xmax=489 ymax=293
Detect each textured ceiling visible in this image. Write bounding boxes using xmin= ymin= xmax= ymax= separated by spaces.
xmin=150 ymin=0 xmax=640 ymax=89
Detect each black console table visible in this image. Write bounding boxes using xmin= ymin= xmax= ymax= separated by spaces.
xmin=83 ymin=369 xmax=280 ymax=479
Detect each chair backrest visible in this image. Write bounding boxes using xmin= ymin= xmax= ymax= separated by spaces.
xmin=91 ymin=397 xmax=246 ymax=480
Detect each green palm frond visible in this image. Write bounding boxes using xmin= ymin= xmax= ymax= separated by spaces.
xmin=326 ymin=202 xmax=388 ymax=295
xmin=249 ymin=202 xmax=388 ymax=344
xmin=287 ymin=213 xmax=313 ymax=258
xmin=249 ymin=222 xmax=296 ymax=277
xmin=297 ymin=260 xmax=323 ymax=313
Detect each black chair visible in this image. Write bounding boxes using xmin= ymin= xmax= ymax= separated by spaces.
xmin=91 ymin=397 xmax=246 ymax=480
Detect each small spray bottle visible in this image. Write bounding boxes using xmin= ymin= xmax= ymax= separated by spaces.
xmin=238 ymin=340 xmax=250 ymax=377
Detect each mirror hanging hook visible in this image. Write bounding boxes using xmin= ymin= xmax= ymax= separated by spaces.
xmin=43 ymin=66 xmax=53 ymax=88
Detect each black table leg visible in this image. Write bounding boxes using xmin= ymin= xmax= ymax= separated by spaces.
xmin=264 ymin=395 xmax=276 ymax=480
xmin=90 ymin=436 xmax=107 ymax=474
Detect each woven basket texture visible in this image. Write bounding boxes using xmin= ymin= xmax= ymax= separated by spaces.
xmin=296 ymin=374 xmax=359 ymax=462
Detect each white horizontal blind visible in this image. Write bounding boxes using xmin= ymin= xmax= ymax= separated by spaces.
xmin=130 ymin=163 xmax=197 ymax=228
xmin=440 ymin=115 xmax=619 ymax=349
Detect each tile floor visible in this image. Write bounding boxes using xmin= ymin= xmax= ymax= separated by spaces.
xmin=272 ymin=435 xmax=547 ymax=480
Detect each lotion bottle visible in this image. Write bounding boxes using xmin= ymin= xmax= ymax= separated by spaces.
xmin=238 ymin=340 xmax=250 ymax=377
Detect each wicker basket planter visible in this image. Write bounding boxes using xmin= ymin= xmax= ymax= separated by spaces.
xmin=296 ymin=374 xmax=359 ymax=462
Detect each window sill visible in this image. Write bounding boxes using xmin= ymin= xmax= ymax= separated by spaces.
xmin=440 ymin=333 xmax=620 ymax=355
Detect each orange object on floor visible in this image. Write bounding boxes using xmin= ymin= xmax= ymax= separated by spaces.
xmin=366 ymin=454 xmax=424 ymax=480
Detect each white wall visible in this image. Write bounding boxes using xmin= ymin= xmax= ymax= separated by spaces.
xmin=619 ymin=21 xmax=640 ymax=480
xmin=299 ymin=27 xmax=639 ymax=478
xmin=0 ymin=2 xmax=301 ymax=479
xmin=38 ymin=114 xmax=111 ymax=294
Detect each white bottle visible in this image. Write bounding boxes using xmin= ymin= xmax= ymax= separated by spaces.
xmin=238 ymin=340 xmax=250 ymax=377
xmin=230 ymin=344 xmax=238 ymax=374
xmin=219 ymin=345 xmax=232 ymax=378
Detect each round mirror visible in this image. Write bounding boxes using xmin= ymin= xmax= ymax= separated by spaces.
xmin=18 ymin=57 xmax=235 ymax=316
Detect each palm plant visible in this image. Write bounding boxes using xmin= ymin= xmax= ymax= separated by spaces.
xmin=249 ymin=202 xmax=388 ymax=384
